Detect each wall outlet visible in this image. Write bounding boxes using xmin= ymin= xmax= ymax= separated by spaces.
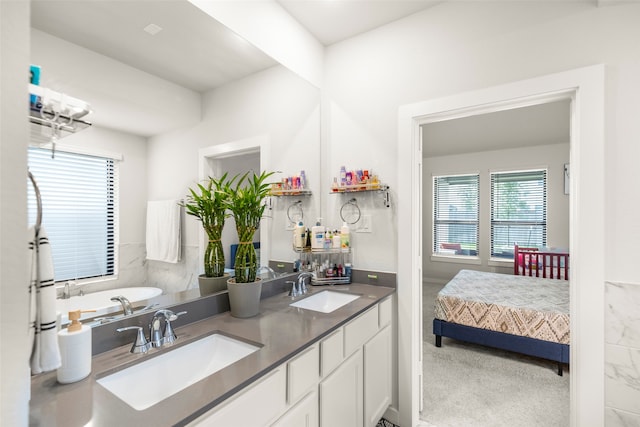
xmin=356 ymin=215 xmax=372 ymax=233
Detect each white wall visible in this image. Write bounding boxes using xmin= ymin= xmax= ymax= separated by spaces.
xmin=1 ymin=2 xmax=30 ymax=425
xmin=30 ymin=29 xmax=201 ymax=137
xmin=423 ymin=143 xmax=570 ymax=284
xmin=323 ymin=1 xmax=640 ymax=424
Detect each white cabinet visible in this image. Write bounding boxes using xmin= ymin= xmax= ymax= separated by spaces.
xmin=319 ymin=348 xmax=363 ymax=427
xmin=364 ymin=325 xmax=392 ymax=427
xmin=188 ymin=296 xmax=393 ymax=427
xmin=272 ymin=390 xmax=318 ymax=427
xmin=189 ymin=367 xmax=286 ymax=427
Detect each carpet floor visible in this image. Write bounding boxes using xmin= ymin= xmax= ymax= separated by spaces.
xmin=420 ymin=281 xmax=570 ymax=427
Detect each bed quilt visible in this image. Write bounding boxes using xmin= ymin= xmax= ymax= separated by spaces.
xmin=434 ymin=269 xmax=570 ymax=344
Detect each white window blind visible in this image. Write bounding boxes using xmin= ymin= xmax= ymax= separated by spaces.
xmin=491 ymin=169 xmax=546 ymax=258
xmin=27 ymin=147 xmax=118 ymax=282
xmin=433 ymin=174 xmax=479 ymax=256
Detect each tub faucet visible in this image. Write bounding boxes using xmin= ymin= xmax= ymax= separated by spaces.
xmin=149 ymin=309 xmax=187 ymax=348
xmin=110 ymin=295 xmax=133 ymax=315
xmin=61 ymin=281 xmax=76 ymax=299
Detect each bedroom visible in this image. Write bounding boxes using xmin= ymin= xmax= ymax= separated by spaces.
xmin=421 ymin=99 xmax=570 ymax=425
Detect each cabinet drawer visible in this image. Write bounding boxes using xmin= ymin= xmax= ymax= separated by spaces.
xmin=288 ymin=344 xmax=319 ymax=404
xmin=320 ymin=328 xmax=343 ymax=377
xmin=378 ymin=297 xmax=392 ymax=327
xmin=344 ymin=306 xmax=378 ymax=357
xmin=189 ymin=367 xmax=286 ymax=426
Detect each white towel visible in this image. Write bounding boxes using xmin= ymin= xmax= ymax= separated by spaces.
xmin=146 ymin=200 xmax=181 ymax=263
xmin=28 ymin=226 xmax=61 ymax=374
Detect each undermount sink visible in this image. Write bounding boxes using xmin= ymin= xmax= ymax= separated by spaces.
xmin=290 ymin=290 xmax=360 ymax=313
xmin=97 ymin=333 xmax=260 ymax=410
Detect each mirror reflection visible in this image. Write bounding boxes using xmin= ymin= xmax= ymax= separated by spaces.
xmin=29 ymin=0 xmax=321 ymax=326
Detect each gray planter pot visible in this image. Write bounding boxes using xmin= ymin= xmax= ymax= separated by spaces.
xmin=198 ymin=273 xmax=230 ymax=296
xmin=226 ymin=278 xmax=262 ymax=318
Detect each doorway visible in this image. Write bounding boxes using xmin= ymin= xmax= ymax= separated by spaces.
xmin=199 ymin=136 xmax=271 ymax=273
xmin=419 ymin=100 xmax=571 ymax=425
xmin=397 ymin=65 xmax=605 ymax=427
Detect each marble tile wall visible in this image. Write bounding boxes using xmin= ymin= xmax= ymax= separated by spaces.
xmin=605 ymin=281 xmax=640 ymax=425
xmin=146 ymin=245 xmax=199 ymax=294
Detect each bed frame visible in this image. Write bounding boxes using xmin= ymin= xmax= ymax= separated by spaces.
xmin=434 ymin=319 xmax=570 ymax=375
xmin=514 ymin=244 xmax=569 ymax=280
xmin=434 ymin=247 xmax=571 ymax=375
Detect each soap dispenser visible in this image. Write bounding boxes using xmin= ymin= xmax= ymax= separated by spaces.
xmin=57 ymin=309 xmax=93 ymax=384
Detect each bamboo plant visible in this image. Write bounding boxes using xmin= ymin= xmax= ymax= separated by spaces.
xmin=224 ymin=170 xmax=274 ymax=283
xmin=182 ymin=173 xmax=231 ymax=278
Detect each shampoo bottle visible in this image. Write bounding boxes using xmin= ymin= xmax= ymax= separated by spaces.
xmin=57 ymin=310 xmax=92 ymax=384
xmin=293 ymin=221 xmax=305 ymax=250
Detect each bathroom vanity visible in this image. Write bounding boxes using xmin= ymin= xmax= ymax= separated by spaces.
xmin=29 ymin=282 xmax=395 ymax=427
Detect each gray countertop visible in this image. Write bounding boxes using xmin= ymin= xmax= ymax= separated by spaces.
xmin=29 ymin=283 xmax=395 ymax=427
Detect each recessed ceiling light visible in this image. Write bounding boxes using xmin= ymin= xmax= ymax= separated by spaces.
xmin=143 ymin=23 xmax=163 ymax=36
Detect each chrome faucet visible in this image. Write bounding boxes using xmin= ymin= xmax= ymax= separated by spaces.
xmin=61 ymin=281 xmax=75 ymax=299
xmin=116 ymin=326 xmax=152 ymax=354
xmin=149 ymin=309 xmax=187 ymax=348
xmin=298 ymin=272 xmax=313 ymax=294
xmin=291 ymin=272 xmax=313 ymax=297
xmin=110 ymin=295 xmax=133 ymax=315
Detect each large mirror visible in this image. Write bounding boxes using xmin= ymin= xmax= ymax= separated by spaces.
xmin=29 ymin=0 xmax=321 ymax=325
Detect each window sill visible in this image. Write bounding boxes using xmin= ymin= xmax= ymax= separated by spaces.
xmin=488 ymin=258 xmax=513 ymax=267
xmin=431 ymin=255 xmax=481 ymax=265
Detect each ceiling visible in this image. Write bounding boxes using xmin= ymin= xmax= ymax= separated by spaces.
xmin=422 ymin=99 xmax=571 ymax=157
xmin=276 ymin=0 xmax=440 ymax=46
xmin=30 ymin=0 xmax=441 ymax=94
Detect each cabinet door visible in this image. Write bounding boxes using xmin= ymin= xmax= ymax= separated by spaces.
xmin=189 ymin=367 xmax=286 ymax=427
xmin=319 ymin=348 xmax=363 ymax=427
xmin=364 ymin=325 xmax=392 ymax=427
xmin=272 ymin=390 xmax=318 ymax=427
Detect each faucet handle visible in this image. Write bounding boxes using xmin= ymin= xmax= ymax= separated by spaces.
xmin=286 ymin=281 xmax=298 ymax=298
xmin=117 ymin=326 xmax=151 ymax=354
xmin=162 ymin=311 xmax=187 ymax=345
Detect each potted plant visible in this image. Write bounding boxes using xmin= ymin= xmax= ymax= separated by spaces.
xmin=182 ymin=173 xmax=231 ymax=295
xmin=224 ymin=170 xmax=274 ymax=317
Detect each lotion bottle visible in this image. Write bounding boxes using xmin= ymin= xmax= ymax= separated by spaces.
xmin=340 ymin=222 xmax=350 ymax=250
xmin=311 ymin=219 xmax=325 ymax=251
xmin=57 ymin=310 xmax=92 ymax=384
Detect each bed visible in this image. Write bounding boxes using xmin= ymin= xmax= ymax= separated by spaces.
xmin=433 ymin=264 xmax=570 ymax=375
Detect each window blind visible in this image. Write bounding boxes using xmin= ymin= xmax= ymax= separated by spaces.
xmin=490 ymin=169 xmax=546 ymax=258
xmin=433 ymin=174 xmax=479 ymax=256
xmin=27 ymin=147 xmax=118 ymax=282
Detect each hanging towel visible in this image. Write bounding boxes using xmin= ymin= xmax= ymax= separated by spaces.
xmin=146 ymin=200 xmax=181 ymax=263
xmin=28 ymin=226 xmax=61 ymax=374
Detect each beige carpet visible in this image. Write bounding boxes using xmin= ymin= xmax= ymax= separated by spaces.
xmin=420 ymin=281 xmax=570 ymax=427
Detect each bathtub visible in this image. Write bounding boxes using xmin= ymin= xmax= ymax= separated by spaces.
xmin=56 ymin=287 xmax=163 ymax=325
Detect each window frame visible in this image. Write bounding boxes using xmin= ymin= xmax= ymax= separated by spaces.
xmin=27 ymin=146 xmax=120 ymax=284
xmin=490 ymin=168 xmax=547 ymax=259
xmin=432 ymin=173 xmax=480 ymax=261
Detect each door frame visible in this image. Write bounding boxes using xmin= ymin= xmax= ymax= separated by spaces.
xmin=397 ymin=65 xmax=605 ymax=426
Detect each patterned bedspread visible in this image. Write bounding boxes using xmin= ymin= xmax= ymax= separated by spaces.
xmin=434 ymin=269 xmax=570 ymax=344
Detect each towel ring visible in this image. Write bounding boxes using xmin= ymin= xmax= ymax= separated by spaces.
xmin=340 ymin=198 xmax=361 ymax=225
xmin=287 ymin=200 xmax=303 ymax=224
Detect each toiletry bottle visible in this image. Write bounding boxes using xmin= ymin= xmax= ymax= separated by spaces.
xmin=341 ymin=222 xmax=350 ymax=250
xmin=311 ymin=220 xmax=325 ymax=251
xmin=294 ymin=221 xmax=305 ymax=250
xmin=300 ymin=170 xmax=306 ymax=189
xmin=332 ymin=230 xmax=341 ymax=249
xmin=57 ymin=310 xmax=93 ymax=384
xmin=340 ymin=166 xmax=347 ymax=186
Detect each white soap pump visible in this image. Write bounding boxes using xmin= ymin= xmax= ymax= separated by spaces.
xmin=57 ymin=309 xmax=94 ymax=384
